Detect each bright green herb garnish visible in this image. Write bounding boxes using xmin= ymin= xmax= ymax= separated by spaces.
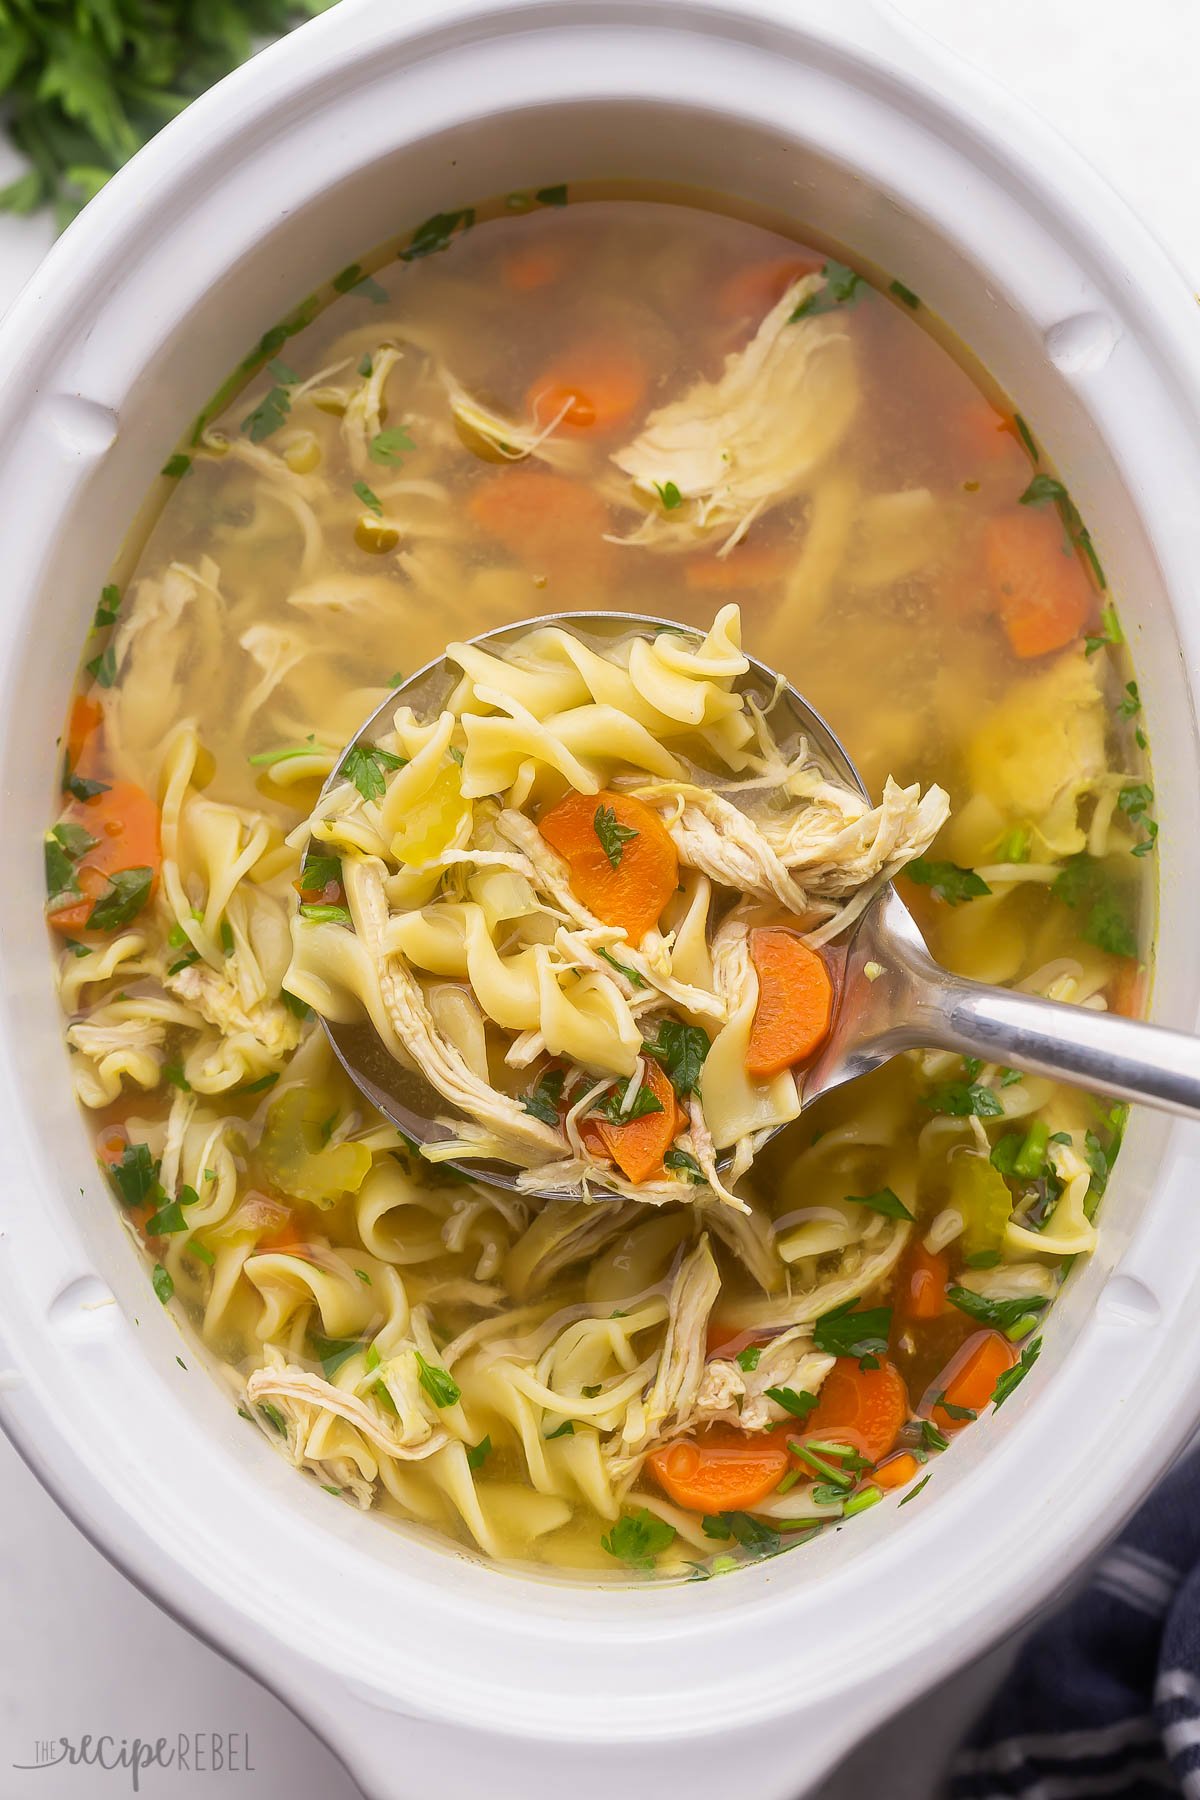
xmin=592 ymin=803 xmax=638 ymax=869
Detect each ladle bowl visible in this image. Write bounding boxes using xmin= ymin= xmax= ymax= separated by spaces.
xmin=314 ymin=611 xmax=1200 ymax=1197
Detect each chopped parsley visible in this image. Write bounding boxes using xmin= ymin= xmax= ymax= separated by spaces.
xmin=467 ymin=1435 xmax=492 ymax=1470
xmin=899 ymin=1472 xmax=932 ymax=1506
xmin=1019 ymin=472 xmax=1108 ymax=592
xmin=309 ymin=1333 xmax=364 ymax=1379
xmin=545 ymin=1420 xmax=575 ymax=1439
xmin=919 ymin=1419 xmax=949 ymax=1454
xmin=521 ymin=1068 xmax=564 ymax=1126
xmin=399 ymin=208 xmax=475 ymax=262
xmin=332 ymin=263 xmax=387 ymax=303
xmin=151 ymin=1264 xmax=173 ymax=1305
xmin=935 ymin=1393 xmax=977 ymax=1422
xmin=248 ymin=741 xmax=337 ymax=768
xmin=162 ymin=1063 xmax=191 ymax=1093
xmin=992 ymin=1336 xmax=1042 ymax=1408
xmin=415 ymin=1351 xmax=460 ymax=1408
xmin=1118 ymin=680 xmax=1142 ymax=720
xmin=736 ymin=1345 xmax=762 ymax=1372
xmin=663 ymin=1148 xmax=705 ymax=1183
xmin=922 ymin=1081 xmax=1004 ymax=1119
xmin=258 ymin=1401 xmax=287 ymax=1436
xmin=1051 ymin=854 xmax=1137 ymax=958
xmin=353 ymin=478 xmax=383 ymax=516
xmin=1085 ymin=602 xmax=1123 ymax=656
xmin=906 ymin=858 xmax=991 ymax=906
xmin=641 ymin=1019 xmax=710 ymax=1097
xmin=790 ymin=258 xmax=864 ymax=319
xmin=597 ymin=946 xmax=645 ymax=987
xmin=601 ymin=1507 xmax=676 ymax=1569
xmin=358 ymin=352 xmax=374 ymax=378
xmin=63 ymin=766 xmax=109 ymax=801
xmin=764 ymin=1385 xmax=818 ymax=1418
xmin=813 ymin=1300 xmax=892 ymax=1363
xmin=87 ymin=865 xmax=153 ymax=931
xmin=241 ymin=358 xmax=298 ymax=443
xmin=369 ymin=427 xmax=416 ymax=467
xmin=1019 ymin=473 xmax=1069 ymax=507
xmin=889 ymin=278 xmax=920 ymax=308
xmin=340 ymin=741 xmax=406 ymax=801
xmin=107 ymin=1141 xmax=162 ymax=1210
xmin=701 ymin=1511 xmax=781 ymax=1557
xmin=653 ymin=480 xmax=683 ymax=510
xmin=161 ymin=452 xmax=191 ymax=479
xmin=844 ymin=1186 xmax=913 ymax=1222
xmin=535 ymin=184 xmax=568 ymax=207
xmin=93 ymin=584 xmax=121 ymax=628
xmin=593 ymin=803 xmax=638 ymax=870
xmin=85 ymin=645 xmax=117 ymax=688
xmin=592 ymin=1076 xmax=664 ymax=1126
xmin=281 ymin=988 xmax=312 ymax=1020
xmin=299 ymin=852 xmax=343 ymax=895
xmin=946 ymin=1285 xmax=1048 ymax=1334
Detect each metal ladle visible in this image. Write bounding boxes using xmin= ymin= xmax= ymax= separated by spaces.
xmin=316 ymin=612 xmax=1200 ymax=1196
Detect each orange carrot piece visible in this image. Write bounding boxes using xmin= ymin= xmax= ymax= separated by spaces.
xmin=684 ymin=542 xmax=791 ymax=592
xmin=647 ymin=1425 xmax=790 ymax=1513
xmin=48 ymin=779 xmax=161 ymax=934
xmin=538 ymin=787 xmax=678 ymax=944
xmin=873 ymin=1451 xmax=920 ymax=1490
xmin=930 ymin=1330 xmax=1016 ymax=1432
xmin=500 ymin=245 xmax=566 ymax=293
xmin=580 ymin=1057 xmax=685 ymax=1186
xmin=66 ymin=692 xmax=105 ymax=773
xmin=901 ymin=1242 xmax=949 ymax=1322
xmin=792 ymin=1358 xmax=909 ymax=1464
xmin=957 ymin=402 xmax=1023 ymax=465
xmin=715 ymin=255 xmax=821 ymax=321
xmin=526 ymin=343 xmax=647 ymax=434
xmin=467 ymin=467 xmax=610 ymax=569
xmin=745 ymin=928 xmax=834 ymax=1078
xmin=983 ymin=508 xmax=1093 ymax=659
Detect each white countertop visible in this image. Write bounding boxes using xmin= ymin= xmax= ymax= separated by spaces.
xmin=3 ymin=3 xmax=1197 ymax=1794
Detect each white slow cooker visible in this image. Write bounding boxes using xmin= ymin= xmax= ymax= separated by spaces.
xmin=2 ymin=3 xmax=1200 ymax=1796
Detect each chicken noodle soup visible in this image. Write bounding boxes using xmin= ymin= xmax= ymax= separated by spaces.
xmin=47 ymin=191 xmax=1153 ymax=1578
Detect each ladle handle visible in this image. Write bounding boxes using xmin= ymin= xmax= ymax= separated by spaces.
xmin=914 ymin=974 xmax=1200 ymax=1119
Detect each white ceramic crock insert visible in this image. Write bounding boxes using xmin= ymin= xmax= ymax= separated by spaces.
xmin=1 ymin=4 xmax=1199 ymax=1796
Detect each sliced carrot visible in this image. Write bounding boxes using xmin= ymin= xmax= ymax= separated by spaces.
xmin=900 ymin=1242 xmax=949 ymax=1322
xmin=538 ymin=787 xmax=678 ymax=944
xmin=467 ymin=467 xmax=611 ymax=569
xmin=256 ymin=1215 xmax=313 ymax=1257
xmin=983 ymin=508 xmax=1093 ymax=659
xmin=579 ymin=1056 xmax=686 ymax=1186
xmin=66 ymin=692 xmax=105 ymax=773
xmin=684 ymin=542 xmax=792 ymax=591
xmin=873 ymin=1451 xmax=920 ymax=1490
xmin=929 ymin=1330 xmax=1016 ymax=1432
xmin=526 ymin=343 xmax=647 ymax=434
xmin=745 ymin=928 xmax=834 ymax=1078
xmin=500 ymin=245 xmax=566 ymax=293
xmin=1110 ymin=959 xmax=1144 ymax=1019
xmin=716 ymin=255 xmax=821 ymax=322
xmin=793 ymin=1358 xmax=909 ymax=1464
xmin=957 ymin=402 xmax=1023 ymax=465
xmin=48 ymin=779 xmax=161 ymax=934
xmin=647 ymin=1424 xmax=790 ymax=1513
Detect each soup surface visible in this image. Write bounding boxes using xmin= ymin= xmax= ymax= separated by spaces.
xmin=46 ymin=192 xmax=1153 ymax=1578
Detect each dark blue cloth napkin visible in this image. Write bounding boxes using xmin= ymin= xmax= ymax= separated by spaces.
xmin=950 ymin=1447 xmax=1200 ymax=1799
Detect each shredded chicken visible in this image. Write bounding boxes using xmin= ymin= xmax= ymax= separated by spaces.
xmin=345 ymin=858 xmax=565 ymax=1163
xmin=245 ymin=1363 xmax=448 ymax=1461
xmin=166 ymin=961 xmax=301 ymax=1063
xmin=695 ymin=1327 xmax=835 ymax=1431
xmin=609 ymin=1236 xmax=721 ymax=1477
xmin=610 ymin=272 xmax=859 ymax=552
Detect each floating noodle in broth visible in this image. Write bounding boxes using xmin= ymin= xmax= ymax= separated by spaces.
xmin=46 ymin=192 xmax=1153 ymax=1577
